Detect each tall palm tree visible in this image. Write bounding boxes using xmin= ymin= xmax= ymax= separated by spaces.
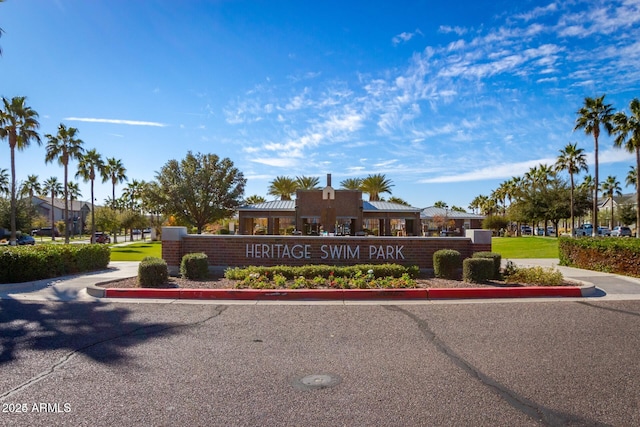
xmin=18 ymin=174 xmax=41 ymax=200
xmin=613 ymin=98 xmax=640 ymax=237
xmin=122 ymin=179 xmax=146 ymax=210
xmin=76 ymin=149 xmax=104 ymax=243
xmin=601 ymin=176 xmax=622 ymax=229
xmin=0 ymin=168 xmax=8 ymax=196
xmin=575 ymin=95 xmax=615 ymax=236
xmin=0 ymin=96 xmax=41 ymax=245
xmin=41 ymin=177 xmax=63 ymax=241
xmin=361 ymin=174 xmax=393 ymax=201
xmin=267 ymin=176 xmax=298 ymax=201
xmin=295 ymin=176 xmax=320 ymax=190
xmin=66 ymin=182 xmax=81 ymax=237
xmin=45 ymin=123 xmax=85 ymax=244
xmin=244 ymin=195 xmax=267 ymax=205
xmin=103 ymin=157 xmax=127 ymax=209
xmin=340 ymin=177 xmax=363 ymax=190
xmin=555 ymin=143 xmax=588 ymax=235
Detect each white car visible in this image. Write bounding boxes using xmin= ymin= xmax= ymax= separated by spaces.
xmin=611 ymin=226 xmax=632 ymax=237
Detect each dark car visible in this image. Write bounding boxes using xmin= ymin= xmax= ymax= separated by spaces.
xmin=17 ymin=234 xmax=36 ymax=245
xmin=32 ymin=227 xmax=60 ymax=237
xmin=93 ymin=232 xmax=111 ymax=244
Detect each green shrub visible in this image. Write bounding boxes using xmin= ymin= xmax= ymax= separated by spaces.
xmin=433 ymin=249 xmax=461 ymax=279
xmin=559 ymin=236 xmax=640 ymax=277
xmin=0 ymin=244 xmax=110 ymax=283
xmin=223 ymin=264 xmax=417 ymax=281
xmin=462 ymin=258 xmax=494 ymax=283
xmin=180 ymin=252 xmax=209 ymax=280
xmin=503 ymin=265 xmax=563 ymax=286
xmin=472 ymin=252 xmax=501 ymax=279
xmin=138 ymin=256 xmax=168 ymax=288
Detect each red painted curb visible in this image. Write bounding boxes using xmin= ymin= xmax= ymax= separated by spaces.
xmin=427 ymin=286 xmax=583 ymax=299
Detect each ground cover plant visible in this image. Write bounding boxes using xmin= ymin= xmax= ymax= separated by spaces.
xmin=492 ymin=236 xmax=559 ymax=259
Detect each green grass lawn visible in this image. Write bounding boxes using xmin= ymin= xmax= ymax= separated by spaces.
xmin=491 ymin=236 xmax=559 ymax=259
xmin=109 ymin=241 xmax=162 ymax=261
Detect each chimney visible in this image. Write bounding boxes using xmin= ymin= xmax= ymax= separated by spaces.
xmin=327 ymin=173 xmax=332 ymax=187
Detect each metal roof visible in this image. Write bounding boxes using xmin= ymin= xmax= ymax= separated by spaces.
xmin=363 ymin=201 xmax=421 ymax=212
xmin=238 ymin=199 xmax=421 ymax=213
xmin=420 ymin=206 xmax=485 ymax=219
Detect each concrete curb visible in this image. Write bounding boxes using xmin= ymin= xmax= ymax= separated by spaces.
xmin=87 ymin=283 xmax=597 ymax=300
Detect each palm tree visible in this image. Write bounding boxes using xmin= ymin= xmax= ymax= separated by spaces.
xmin=66 ymin=182 xmax=82 ymax=237
xmin=76 ymin=149 xmax=104 ymax=243
xmin=45 ymin=124 xmax=85 ymax=244
xmin=0 ymin=96 xmax=41 ymax=245
xmin=18 ymin=174 xmax=41 ymax=200
xmin=122 ymin=179 xmax=146 ymax=210
xmin=103 ymin=157 xmax=127 ymax=209
xmin=295 ymin=176 xmax=320 ymax=190
xmin=613 ymin=98 xmax=640 ymax=237
xmin=575 ymin=95 xmax=615 ymax=236
xmin=601 ymin=176 xmax=622 ymax=229
xmin=0 ymin=168 xmax=8 ymax=196
xmin=267 ymin=176 xmax=298 ymax=200
xmin=244 ymin=195 xmax=267 ymax=205
xmin=41 ymin=177 xmax=63 ymax=241
xmin=388 ymin=197 xmax=410 ymax=205
xmin=340 ymin=177 xmax=363 ymax=190
xmin=626 ymin=166 xmax=637 ymax=189
xmin=361 ymin=174 xmax=393 ymax=201
xmin=555 ymin=143 xmax=588 ymax=235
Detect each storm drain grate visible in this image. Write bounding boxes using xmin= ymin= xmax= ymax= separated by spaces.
xmin=292 ymin=374 xmax=342 ymax=390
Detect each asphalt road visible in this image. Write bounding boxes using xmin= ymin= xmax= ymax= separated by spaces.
xmin=1 ymin=299 xmax=639 ymax=426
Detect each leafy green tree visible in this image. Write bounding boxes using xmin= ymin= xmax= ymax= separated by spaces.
xmin=613 ymin=98 xmax=640 ymax=237
xmin=0 ymin=96 xmax=41 ymax=244
xmin=268 ymin=176 xmax=298 ymax=200
xmin=555 ymin=142 xmax=588 ymax=234
xmin=601 ymin=175 xmax=622 ymax=229
xmin=45 ymin=123 xmax=85 ymax=243
xmin=295 ymin=176 xmax=320 ymax=190
xmin=41 ymin=176 xmax=62 ymax=240
xmin=88 ymin=206 xmax=119 ymax=235
xmin=153 ymin=152 xmax=246 ymax=234
xmin=119 ymin=209 xmax=148 ymax=241
xmin=76 ymin=148 xmax=104 ymax=243
xmin=618 ymin=204 xmax=637 ymax=227
xmin=575 ymin=95 xmax=615 ymax=236
xmin=482 ymin=215 xmax=509 ymax=233
xmin=340 ymin=177 xmax=363 ymax=190
xmin=19 ymin=174 xmax=41 ymax=200
xmin=0 ymin=198 xmax=35 ymax=235
xmin=361 ymin=174 xmax=393 ymax=201
xmin=122 ymin=179 xmax=146 ymax=211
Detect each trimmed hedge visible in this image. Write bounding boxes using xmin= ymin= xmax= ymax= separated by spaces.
xmin=224 ymin=263 xmax=418 ymax=281
xmin=433 ymin=249 xmax=461 ymax=279
xmin=472 ymin=251 xmax=501 ymax=279
xmin=0 ymin=244 xmax=110 ymax=283
xmin=180 ymin=252 xmax=209 ymax=280
xmin=138 ymin=256 xmax=169 ymax=288
xmin=462 ymin=258 xmax=494 ymax=283
xmin=559 ymin=236 xmax=640 ymax=277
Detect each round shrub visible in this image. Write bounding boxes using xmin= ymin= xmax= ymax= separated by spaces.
xmin=433 ymin=249 xmax=461 ymax=279
xmin=180 ymin=252 xmax=209 ymax=280
xmin=463 ymin=258 xmax=494 ymax=283
xmin=472 ymin=252 xmax=501 ymax=279
xmin=138 ymin=256 xmax=168 ymax=288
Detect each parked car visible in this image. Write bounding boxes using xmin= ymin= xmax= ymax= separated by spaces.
xmin=597 ymin=226 xmax=611 ymax=236
xmin=17 ymin=234 xmax=35 ymax=245
xmin=93 ymin=232 xmax=111 ymax=244
xmin=573 ymin=224 xmax=593 ymax=236
xmin=611 ymin=226 xmax=633 ymax=237
xmin=520 ymin=225 xmax=532 ymax=235
xmin=32 ymin=227 xmax=60 ymax=237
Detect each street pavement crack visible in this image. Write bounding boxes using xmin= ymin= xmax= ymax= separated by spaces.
xmin=384 ymin=305 xmax=611 ymax=427
xmin=0 ymin=305 xmax=228 ymax=401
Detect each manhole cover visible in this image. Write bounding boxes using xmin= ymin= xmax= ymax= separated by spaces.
xmin=292 ymin=373 xmax=342 ymax=390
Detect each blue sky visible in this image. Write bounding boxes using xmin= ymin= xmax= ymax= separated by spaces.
xmin=1 ymin=0 xmax=639 ymax=210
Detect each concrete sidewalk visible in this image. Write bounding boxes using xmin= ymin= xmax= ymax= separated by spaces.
xmin=1 ymin=259 xmax=639 ymax=302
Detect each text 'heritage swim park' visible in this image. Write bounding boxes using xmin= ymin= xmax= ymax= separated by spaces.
xmin=162 ymin=175 xmax=490 ymax=271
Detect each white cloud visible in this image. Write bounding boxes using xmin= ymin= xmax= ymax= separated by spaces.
xmin=438 ymin=25 xmax=468 ymax=36
xmin=392 ymin=29 xmax=423 ymax=46
xmin=64 ymin=117 xmax=167 ymax=127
